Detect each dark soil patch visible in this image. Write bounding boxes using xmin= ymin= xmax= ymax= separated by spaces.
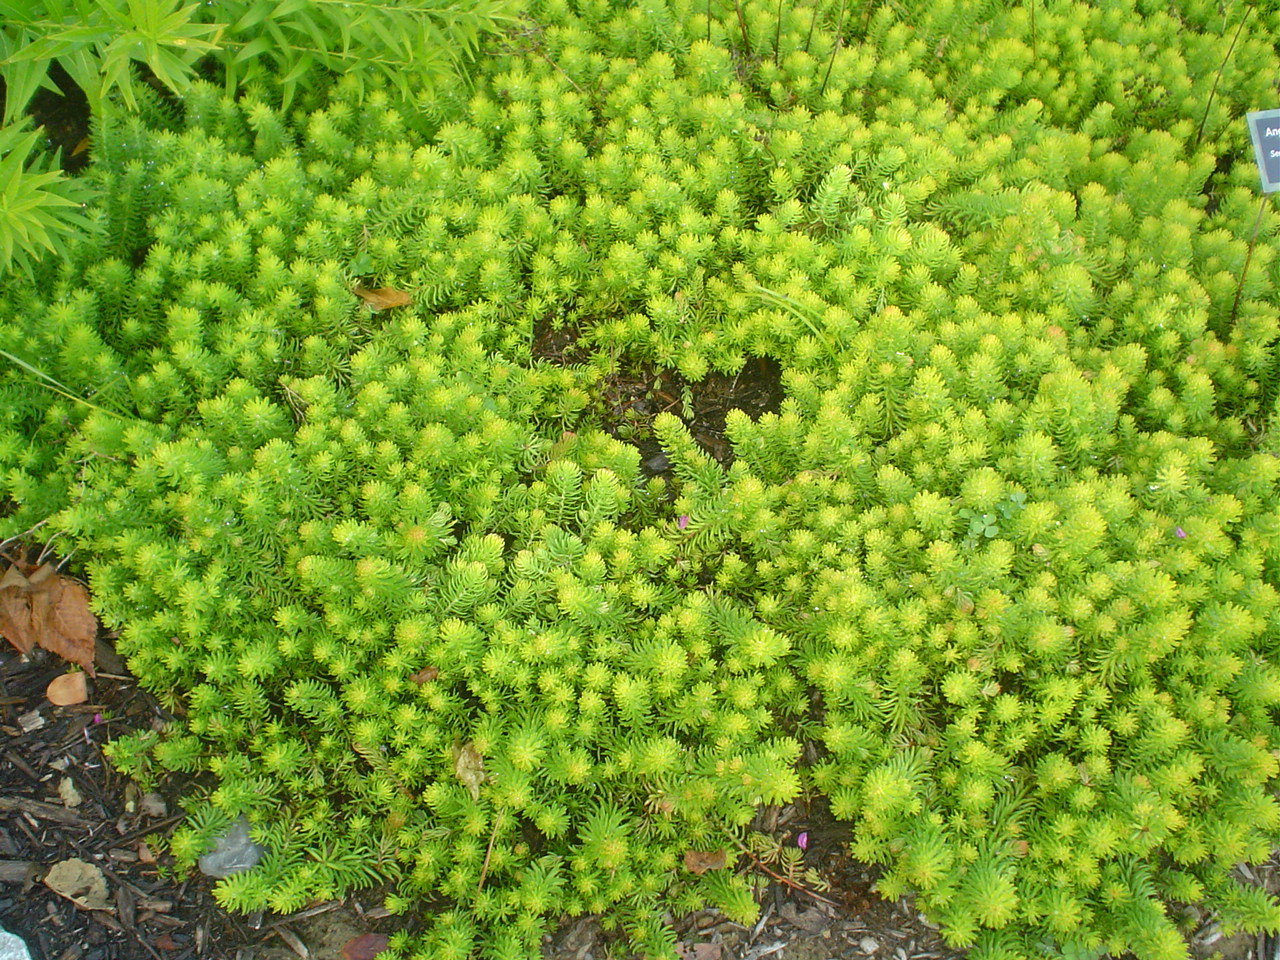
xmin=5 ymin=62 xmax=94 ymax=174
xmin=595 ymin=356 xmax=784 ymax=473
xmin=531 ymin=316 xmax=585 ymax=367
xmin=531 ymin=315 xmax=785 ymax=472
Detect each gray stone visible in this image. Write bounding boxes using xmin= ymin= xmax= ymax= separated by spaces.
xmin=198 ymin=816 xmax=265 ymax=878
xmin=0 ymin=923 xmax=32 ymax=960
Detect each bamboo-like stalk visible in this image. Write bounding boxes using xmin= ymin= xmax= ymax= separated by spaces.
xmin=1194 ymin=3 xmax=1254 ymax=152
xmin=819 ymin=0 xmax=849 ymax=96
xmin=1227 ymin=193 xmax=1271 ymax=329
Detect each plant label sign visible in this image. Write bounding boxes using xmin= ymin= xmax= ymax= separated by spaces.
xmin=1247 ymin=108 xmax=1280 ymax=193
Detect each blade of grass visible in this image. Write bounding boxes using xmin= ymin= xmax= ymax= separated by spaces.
xmin=0 ymin=349 xmax=127 ymax=419
xmin=748 ymin=283 xmax=836 ymax=354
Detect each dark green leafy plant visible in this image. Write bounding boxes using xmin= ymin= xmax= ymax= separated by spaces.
xmin=0 ymin=0 xmax=222 ymax=123
xmin=206 ymin=0 xmax=522 ymax=110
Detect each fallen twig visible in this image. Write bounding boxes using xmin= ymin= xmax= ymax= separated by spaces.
xmin=733 ymin=841 xmax=840 ymax=908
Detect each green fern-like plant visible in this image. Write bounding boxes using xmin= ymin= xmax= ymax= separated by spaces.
xmin=203 ymin=0 xmax=522 ymax=111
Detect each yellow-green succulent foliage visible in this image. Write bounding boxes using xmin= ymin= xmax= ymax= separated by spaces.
xmin=4 ymin=0 xmax=1280 ymax=958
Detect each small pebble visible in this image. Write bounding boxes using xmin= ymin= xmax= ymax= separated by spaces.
xmin=859 ymin=937 xmax=880 ymax=954
xmin=198 ymin=816 xmax=265 ymax=878
xmin=58 ymin=778 xmax=82 ymax=808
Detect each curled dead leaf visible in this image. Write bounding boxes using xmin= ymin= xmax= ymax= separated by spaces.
xmin=452 ymin=742 xmax=485 ymax=801
xmin=0 ymin=562 xmax=97 ymax=675
xmin=353 ymin=285 xmax=412 ymax=311
xmin=683 ymin=850 xmax=727 ymax=875
xmin=410 ymin=665 xmax=439 ymax=684
xmin=342 ymin=933 xmax=391 ymax=960
xmin=58 ymin=777 xmax=83 ymax=808
xmin=47 ymin=671 xmax=88 ymax=706
xmin=44 ymin=857 xmax=109 ymax=909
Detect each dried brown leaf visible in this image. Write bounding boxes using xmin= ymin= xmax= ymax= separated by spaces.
xmin=354 ymin=285 xmax=412 ymax=311
xmin=409 ymin=665 xmax=439 ymax=684
xmin=0 ymin=564 xmax=37 ymax=654
xmin=47 ymin=672 xmax=88 ymax=706
xmin=453 ymin=742 xmax=485 ymax=801
xmin=58 ymin=776 xmax=83 ymax=807
xmin=44 ymin=857 xmax=109 ymax=909
xmin=0 ymin=563 xmax=97 ymax=675
xmin=683 ymin=850 xmax=727 ymax=875
xmin=342 ymin=933 xmax=391 ymax=960
xmin=33 ymin=567 xmax=97 ymax=674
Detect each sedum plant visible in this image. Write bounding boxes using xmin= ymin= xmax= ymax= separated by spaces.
xmin=3 ymin=0 xmax=1280 ymax=958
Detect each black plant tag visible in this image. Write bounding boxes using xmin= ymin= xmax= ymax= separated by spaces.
xmin=1246 ymin=108 xmax=1280 ymax=193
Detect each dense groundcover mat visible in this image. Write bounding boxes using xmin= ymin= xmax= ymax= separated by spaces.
xmin=5 ymin=0 xmax=1280 ymax=957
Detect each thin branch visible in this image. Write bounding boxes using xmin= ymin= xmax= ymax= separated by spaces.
xmin=0 ymin=350 xmax=127 ymax=420
xmin=476 ymin=814 xmax=501 ymax=895
xmin=1029 ymin=0 xmax=1036 ymax=61
xmin=819 ymin=0 xmax=849 ymax=97
xmin=803 ymin=0 xmax=819 ymax=53
xmin=735 ymin=0 xmax=753 ymax=59
xmin=774 ymin=0 xmax=784 ymax=65
xmin=0 ymin=520 xmax=49 ymax=554
xmin=534 ymin=46 xmax=585 ymax=94
xmin=734 ymin=841 xmax=840 ymax=908
xmin=1227 ymin=193 xmax=1270 ymax=330
xmin=1194 ymin=3 xmax=1254 ymax=151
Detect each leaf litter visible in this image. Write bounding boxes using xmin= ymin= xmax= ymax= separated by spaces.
xmin=46 ymin=671 xmax=89 ymax=705
xmin=353 ymin=285 xmax=412 ymax=311
xmin=0 ymin=559 xmax=97 ymax=675
xmin=43 ymin=858 xmax=110 ymax=910
xmin=684 ymin=850 xmax=728 ymax=875
xmin=452 ymin=742 xmax=485 ymax=800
